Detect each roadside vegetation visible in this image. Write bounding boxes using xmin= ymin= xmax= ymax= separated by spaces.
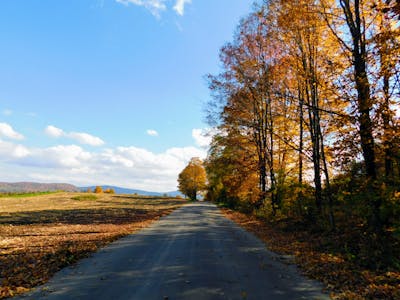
xmin=0 ymin=192 xmax=184 ymax=298
xmin=199 ymin=0 xmax=400 ymax=299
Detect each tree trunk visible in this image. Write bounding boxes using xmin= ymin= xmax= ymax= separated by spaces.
xmin=341 ymin=0 xmax=377 ymax=180
xmin=340 ymin=0 xmax=380 ymax=230
xmin=297 ymin=85 xmax=304 ymax=216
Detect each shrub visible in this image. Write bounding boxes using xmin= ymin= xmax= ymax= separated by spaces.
xmin=94 ymin=186 xmax=103 ymax=193
xmin=71 ymin=195 xmax=97 ymax=201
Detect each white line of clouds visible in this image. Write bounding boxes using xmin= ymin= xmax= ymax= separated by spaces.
xmin=0 ymin=140 xmax=206 ymax=192
xmin=45 ymin=125 xmax=105 ymax=146
xmin=0 ymin=124 xmax=210 ymax=191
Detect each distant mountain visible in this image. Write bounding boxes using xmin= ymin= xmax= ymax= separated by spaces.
xmin=0 ymin=181 xmax=182 ymax=197
xmin=0 ymin=182 xmax=79 ymax=193
xmin=80 ymin=185 xmax=183 ymax=197
xmin=165 ymin=190 xmax=184 ymax=197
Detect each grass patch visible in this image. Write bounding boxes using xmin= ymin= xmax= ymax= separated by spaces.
xmin=0 ymin=191 xmax=58 ymax=198
xmin=71 ymin=194 xmax=98 ymax=201
xmin=0 ymin=192 xmax=185 ymax=298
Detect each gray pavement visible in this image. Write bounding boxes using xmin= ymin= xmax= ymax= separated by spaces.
xmin=17 ymin=202 xmax=330 ymax=300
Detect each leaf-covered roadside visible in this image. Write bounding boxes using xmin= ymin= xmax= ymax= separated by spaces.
xmin=221 ymin=208 xmax=400 ymax=300
xmin=0 ymin=193 xmax=184 ymax=298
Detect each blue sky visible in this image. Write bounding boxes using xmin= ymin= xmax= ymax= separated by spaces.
xmin=0 ymin=0 xmax=253 ymax=191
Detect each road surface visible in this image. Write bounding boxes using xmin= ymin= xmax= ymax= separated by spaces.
xmin=17 ymin=202 xmax=329 ymax=300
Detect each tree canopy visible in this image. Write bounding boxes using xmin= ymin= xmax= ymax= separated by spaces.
xmin=204 ymin=0 xmax=400 ymax=270
xmin=178 ymin=157 xmax=207 ymax=201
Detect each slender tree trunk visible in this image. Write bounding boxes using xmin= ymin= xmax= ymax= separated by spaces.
xmin=382 ymin=73 xmax=394 ymax=181
xmin=302 ymin=45 xmax=323 ymax=214
xmin=267 ymin=94 xmax=278 ymax=213
xmin=341 ymin=0 xmax=377 ymax=180
xmin=339 ymin=0 xmax=382 ymax=232
xmin=378 ymin=13 xmax=394 ymax=182
xmin=319 ymin=122 xmax=336 ymax=230
xmin=297 ymin=85 xmax=304 ymax=216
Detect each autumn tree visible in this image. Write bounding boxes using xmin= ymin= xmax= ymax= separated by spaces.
xmin=178 ymin=157 xmax=207 ymax=201
xmin=203 ymin=0 xmax=400 ymax=273
xmin=321 ymin=0 xmax=378 ymax=181
xmin=205 ymin=127 xmax=259 ymax=208
xmin=104 ymin=188 xmax=115 ymax=194
xmin=206 ymin=0 xmax=399 ymax=221
xmin=273 ymin=0 xmax=342 ymax=227
xmin=94 ymin=186 xmax=103 ymax=193
xmin=207 ymin=5 xmax=302 ymax=213
xmin=319 ymin=0 xmax=400 ymax=231
xmin=372 ymin=0 xmax=400 ymax=183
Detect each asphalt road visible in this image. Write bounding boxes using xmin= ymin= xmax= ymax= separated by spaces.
xmin=18 ymin=202 xmax=329 ymax=300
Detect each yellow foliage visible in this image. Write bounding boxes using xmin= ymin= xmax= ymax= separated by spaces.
xmin=178 ymin=157 xmax=207 ymax=201
xmin=104 ymin=188 xmax=115 ymax=194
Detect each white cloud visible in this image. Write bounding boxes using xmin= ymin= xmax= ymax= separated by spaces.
xmin=116 ymin=0 xmax=167 ymax=17
xmin=192 ymin=128 xmax=216 ymax=148
xmin=44 ymin=125 xmax=105 ymax=146
xmin=146 ymin=129 xmax=159 ymax=137
xmin=45 ymin=125 xmax=64 ymax=138
xmin=116 ymin=0 xmax=191 ymax=17
xmin=0 ymin=139 xmax=30 ymax=158
xmin=68 ymin=132 xmax=105 ymax=146
xmin=173 ymin=0 xmax=191 ymax=16
xmin=0 ymin=123 xmax=24 ymax=140
xmin=0 ymin=138 xmax=206 ymax=192
xmin=12 ymin=145 xmax=92 ymax=169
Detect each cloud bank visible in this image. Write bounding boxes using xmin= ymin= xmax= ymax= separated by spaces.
xmin=0 ymin=142 xmax=206 ymax=192
xmin=0 ymin=124 xmax=209 ymax=192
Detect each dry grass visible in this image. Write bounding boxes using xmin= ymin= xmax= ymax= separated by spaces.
xmin=0 ymin=192 xmax=185 ymax=298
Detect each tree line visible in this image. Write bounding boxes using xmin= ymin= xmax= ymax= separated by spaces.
xmin=177 ymin=0 xmax=400 ymax=267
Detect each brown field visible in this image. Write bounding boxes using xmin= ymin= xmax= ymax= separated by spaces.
xmin=0 ymin=192 xmax=185 ymax=298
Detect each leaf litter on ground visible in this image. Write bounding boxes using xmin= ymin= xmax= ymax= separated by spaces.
xmin=0 ymin=192 xmax=184 ymax=299
xmin=221 ymin=208 xmax=400 ymax=300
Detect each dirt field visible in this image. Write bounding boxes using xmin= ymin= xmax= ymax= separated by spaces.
xmin=0 ymin=192 xmax=185 ymax=298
